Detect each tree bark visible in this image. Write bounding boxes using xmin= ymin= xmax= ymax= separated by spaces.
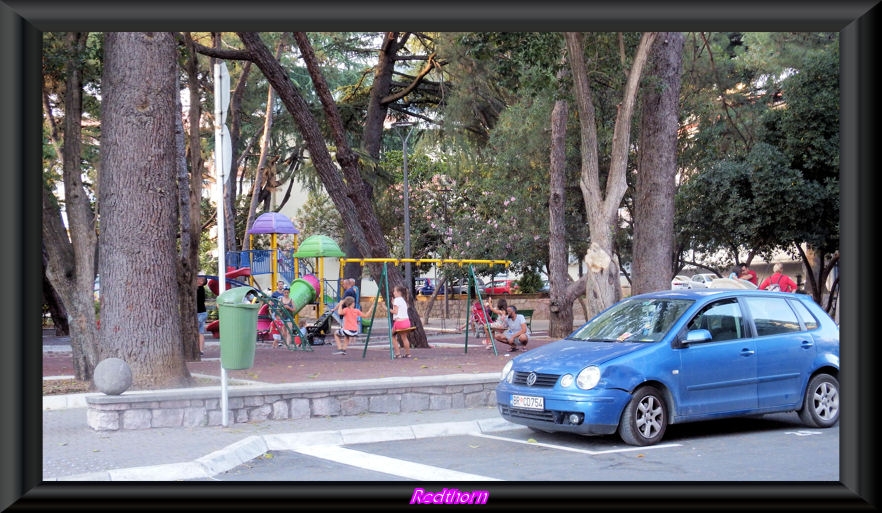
xmin=41 ymin=32 xmax=101 ymax=381
xmin=179 ymin=34 xmax=204 ymax=360
xmin=566 ymin=32 xmax=657 ymax=318
xmin=547 ymin=67 xmax=577 ymax=338
xmin=100 ymin=32 xmax=190 ymax=389
xmin=244 ymin=36 xmax=285 ymax=250
xmin=632 ymin=32 xmax=684 ymax=296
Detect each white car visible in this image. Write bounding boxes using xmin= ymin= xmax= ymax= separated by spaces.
xmin=708 ymin=277 xmax=758 ymax=290
xmin=689 ymin=273 xmax=719 ymax=288
xmin=671 ymin=275 xmax=691 ymax=290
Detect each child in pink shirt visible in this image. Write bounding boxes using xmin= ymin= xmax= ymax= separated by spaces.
xmin=332 ymin=296 xmax=363 ymax=355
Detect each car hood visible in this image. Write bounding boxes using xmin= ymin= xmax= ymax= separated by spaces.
xmin=512 ymin=338 xmax=650 ymax=373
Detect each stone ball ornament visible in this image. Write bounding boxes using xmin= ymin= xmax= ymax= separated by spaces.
xmin=93 ymin=357 xmax=133 ymax=395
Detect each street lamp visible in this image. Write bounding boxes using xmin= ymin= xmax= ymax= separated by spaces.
xmin=392 ymin=121 xmax=415 ymax=294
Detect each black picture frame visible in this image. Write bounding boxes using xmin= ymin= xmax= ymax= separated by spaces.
xmin=3 ymin=1 xmax=876 ymax=510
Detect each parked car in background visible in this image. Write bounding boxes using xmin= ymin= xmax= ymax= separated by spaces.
xmin=671 ymin=275 xmax=691 ymax=290
xmin=485 ymin=279 xmax=519 ymax=295
xmin=689 ymin=273 xmax=719 ymax=288
xmin=416 ymin=278 xmax=443 ymax=296
xmin=449 ymin=277 xmax=486 ymax=295
xmin=496 ymin=288 xmax=840 ymax=446
xmin=708 ymin=277 xmax=758 ymax=290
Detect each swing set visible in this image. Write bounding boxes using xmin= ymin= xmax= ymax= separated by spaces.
xmin=339 ymin=258 xmax=510 ymax=360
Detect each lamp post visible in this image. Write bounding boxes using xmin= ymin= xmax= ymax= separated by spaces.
xmin=392 ymin=121 xmax=415 ymax=294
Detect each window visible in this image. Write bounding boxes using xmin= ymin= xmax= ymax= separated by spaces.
xmin=744 ymin=297 xmax=801 ymax=336
xmin=789 ymin=300 xmax=819 ymax=330
xmin=686 ymin=298 xmax=744 ymax=342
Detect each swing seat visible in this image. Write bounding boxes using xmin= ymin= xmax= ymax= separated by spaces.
xmin=393 ymin=326 xmax=417 ymax=335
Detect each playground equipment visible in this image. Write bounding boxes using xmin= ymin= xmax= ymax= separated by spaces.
xmin=338 ymin=258 xmax=510 ymax=359
xmin=293 ymin=234 xmax=346 ymax=318
xmin=211 ymin=275 xmax=320 ymax=351
xmin=246 ymin=212 xmax=300 ymax=289
xmin=205 ymin=267 xmax=253 ymax=338
xmin=254 ymin=276 xmax=321 ymax=351
xmin=210 ymin=210 xmax=342 ymax=339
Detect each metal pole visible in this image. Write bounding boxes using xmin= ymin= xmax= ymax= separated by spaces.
xmin=214 ymin=61 xmax=231 ymax=427
xmin=402 ymin=127 xmax=412 ymax=293
xmin=391 ymin=121 xmax=415 ymax=294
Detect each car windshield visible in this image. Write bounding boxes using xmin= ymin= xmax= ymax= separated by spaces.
xmin=569 ymin=298 xmax=694 ymax=342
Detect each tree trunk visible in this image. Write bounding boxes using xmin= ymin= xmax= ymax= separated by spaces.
xmin=42 ymin=249 xmax=69 ymax=336
xmin=547 ymin=83 xmax=577 ymax=338
xmin=566 ymin=32 xmax=657 ymax=318
xmin=632 ymin=32 xmax=684 ymax=296
xmin=236 ymin=32 xmax=430 ymax=347
xmin=179 ymin=34 xmax=204 ymax=361
xmin=41 ymin=32 xmax=100 ymax=381
xmin=100 ymin=32 xmax=190 ymax=389
xmin=244 ymin=36 xmax=284 ymax=250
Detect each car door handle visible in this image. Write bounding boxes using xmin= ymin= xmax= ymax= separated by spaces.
xmin=801 ymin=340 xmax=814 ymax=348
xmin=740 ymin=348 xmax=755 ymax=356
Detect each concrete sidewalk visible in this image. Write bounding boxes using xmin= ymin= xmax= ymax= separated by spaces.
xmin=41 ymin=318 xmax=562 ymax=481
xmin=43 ymin=402 xmax=512 ymax=481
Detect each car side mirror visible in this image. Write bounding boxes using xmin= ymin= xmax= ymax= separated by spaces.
xmin=683 ymin=329 xmax=712 ymax=344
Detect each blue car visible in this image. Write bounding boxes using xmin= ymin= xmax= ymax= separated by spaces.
xmin=496 ymin=289 xmax=839 ymax=446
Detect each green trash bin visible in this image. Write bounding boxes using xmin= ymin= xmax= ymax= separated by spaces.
xmin=217 ymin=286 xmax=261 ymax=370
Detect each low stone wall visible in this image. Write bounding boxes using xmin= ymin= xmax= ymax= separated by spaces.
xmin=85 ymin=374 xmax=499 ymax=431
xmin=358 ymin=294 xmax=554 ymax=321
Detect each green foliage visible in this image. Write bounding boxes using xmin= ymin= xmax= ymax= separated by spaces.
xmin=676 ymin=32 xmax=839 ymax=268
xmin=295 ymin=189 xmax=344 ymax=245
xmin=517 ymin=269 xmax=544 ymax=293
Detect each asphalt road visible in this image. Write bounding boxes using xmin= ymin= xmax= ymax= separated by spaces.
xmin=192 ymin=411 xmax=838 ymax=483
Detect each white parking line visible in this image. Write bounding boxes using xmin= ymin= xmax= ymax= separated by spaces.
xmin=293 ymin=445 xmax=500 ymax=481
xmin=473 ymin=433 xmax=681 ymax=455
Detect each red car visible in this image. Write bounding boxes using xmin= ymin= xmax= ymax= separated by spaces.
xmin=484 ymin=279 xmax=518 ymax=295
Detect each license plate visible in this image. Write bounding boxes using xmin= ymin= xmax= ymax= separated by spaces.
xmin=511 ymin=394 xmax=544 ymax=410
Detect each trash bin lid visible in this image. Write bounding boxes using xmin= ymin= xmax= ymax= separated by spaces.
xmin=218 ymin=286 xmax=259 ymax=304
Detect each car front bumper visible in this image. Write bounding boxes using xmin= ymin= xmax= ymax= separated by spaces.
xmin=495 ymin=385 xmax=631 ymax=436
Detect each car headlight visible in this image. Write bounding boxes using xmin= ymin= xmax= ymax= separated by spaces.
xmin=560 ymin=374 xmax=574 ymax=388
xmin=576 ymin=366 xmax=601 ymax=390
xmin=501 ymin=360 xmax=513 ymax=382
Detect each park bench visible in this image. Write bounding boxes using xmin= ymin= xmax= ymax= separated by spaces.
xmin=518 ymin=309 xmax=534 ymax=334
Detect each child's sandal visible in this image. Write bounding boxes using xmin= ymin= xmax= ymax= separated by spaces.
xmin=403 ymin=354 xmax=412 ymax=358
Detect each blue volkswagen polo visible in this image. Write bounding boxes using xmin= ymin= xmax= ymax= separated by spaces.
xmin=496 ymin=289 xmax=839 ymax=446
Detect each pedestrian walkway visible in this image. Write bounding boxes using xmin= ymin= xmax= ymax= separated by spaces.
xmin=41 ymin=318 xmax=562 ymax=481
xmin=43 ymin=404 xmax=511 ymax=481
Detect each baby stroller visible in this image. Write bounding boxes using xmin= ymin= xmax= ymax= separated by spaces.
xmin=305 ymin=308 xmax=334 ymax=346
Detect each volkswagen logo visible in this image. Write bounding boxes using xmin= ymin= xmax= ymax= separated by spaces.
xmin=526 ymin=372 xmax=538 ymax=386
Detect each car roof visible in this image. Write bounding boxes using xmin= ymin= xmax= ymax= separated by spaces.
xmin=628 ymin=288 xmax=806 ymax=301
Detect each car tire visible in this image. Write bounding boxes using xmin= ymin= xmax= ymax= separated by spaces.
xmin=618 ymin=386 xmax=668 ymax=446
xmin=798 ymin=373 xmax=840 ymax=428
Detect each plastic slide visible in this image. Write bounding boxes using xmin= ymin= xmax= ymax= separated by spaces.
xmin=207 ymin=275 xmax=320 ymax=339
xmin=206 ymin=267 xmax=253 ymax=296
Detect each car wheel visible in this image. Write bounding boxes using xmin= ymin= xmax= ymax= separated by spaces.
xmin=618 ymin=386 xmax=668 ymax=446
xmin=798 ymin=373 xmax=840 ymax=428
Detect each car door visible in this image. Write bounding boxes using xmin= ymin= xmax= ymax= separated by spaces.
xmin=742 ymin=295 xmax=814 ymax=409
xmin=676 ymin=298 xmax=757 ymax=416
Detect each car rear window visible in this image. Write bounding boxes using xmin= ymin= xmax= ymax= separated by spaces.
xmin=744 ymin=296 xmax=801 ymax=336
xmin=789 ymin=299 xmax=819 ymax=330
